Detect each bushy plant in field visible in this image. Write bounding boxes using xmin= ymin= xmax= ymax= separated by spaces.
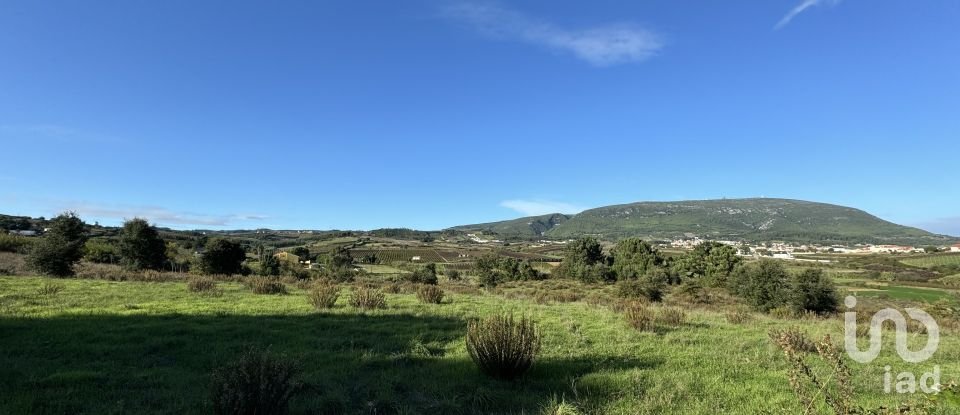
xmin=406 ymin=263 xmax=438 ymax=285
xmin=539 ymin=396 xmax=583 ymax=415
xmin=83 ymin=239 xmax=120 ymax=264
xmin=415 ymin=284 xmax=444 ymax=304
xmin=616 ymin=270 xmax=667 ymax=302
xmin=466 ymin=314 xmax=541 ymax=380
xmin=0 ymin=252 xmax=28 ymax=276
xmin=27 ymin=212 xmax=87 ymax=277
xmin=725 ymin=309 xmax=752 ymax=324
xmin=246 ymin=276 xmax=287 ymax=295
xmin=789 ymin=268 xmax=839 ymax=315
xmin=445 ymin=268 xmax=461 ymax=281
xmin=307 ymin=283 xmax=340 ymax=309
xmin=210 ymin=346 xmax=301 ymax=415
xmin=656 ymin=307 xmax=687 ymax=327
xmin=0 ymin=233 xmax=33 ymax=254
xmin=769 ymin=327 xmax=817 ymax=354
xmin=118 ymin=218 xmax=168 ymax=271
xmin=188 ymin=276 xmax=218 ymax=293
xmin=349 ymin=286 xmax=386 ymax=310
xmin=201 ymin=239 xmax=247 ymax=276
xmin=623 ymin=301 xmax=656 ymax=332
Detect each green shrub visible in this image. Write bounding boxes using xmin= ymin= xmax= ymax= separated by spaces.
xmin=307 ymin=283 xmax=340 ymax=309
xmin=349 ymin=286 xmax=386 ymax=310
xmin=201 ymin=239 xmax=247 ymax=275
xmin=406 ymin=263 xmax=438 ymax=285
xmin=623 ymin=302 xmax=655 ymax=332
xmin=210 ymin=346 xmax=301 ymax=415
xmin=246 ymin=276 xmax=287 ymax=295
xmin=83 ymin=239 xmax=120 ymax=264
xmin=466 ymin=314 xmax=541 ymax=380
xmin=445 ymin=269 xmax=461 ymax=280
xmin=27 ymin=213 xmax=87 ymax=277
xmin=789 ymin=268 xmax=839 ymax=315
xmin=188 ymin=276 xmax=218 ymax=293
xmin=728 ymin=259 xmax=791 ymax=312
xmin=415 ymin=284 xmax=444 ymax=304
xmin=0 ymin=233 xmax=33 ymax=254
xmin=118 ymin=218 xmax=168 ymax=271
xmin=616 ymin=276 xmax=665 ymax=302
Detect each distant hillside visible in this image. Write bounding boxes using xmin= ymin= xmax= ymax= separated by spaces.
xmin=453 ymin=213 xmax=571 ymax=238
xmin=452 ymin=199 xmax=956 ymax=245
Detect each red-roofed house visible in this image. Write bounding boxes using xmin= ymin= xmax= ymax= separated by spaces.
xmin=951 ymin=244 xmax=960 ymax=253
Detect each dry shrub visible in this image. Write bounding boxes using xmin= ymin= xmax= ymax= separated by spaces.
xmin=349 ymin=286 xmax=386 ymax=310
xmin=307 ymin=283 xmax=340 ymax=309
xmin=210 ymin=346 xmax=301 ymax=415
xmin=725 ymin=309 xmax=752 ymax=324
xmin=247 ymin=276 xmax=288 ymax=295
xmin=769 ymin=327 xmax=817 ymax=354
xmin=382 ymin=282 xmax=403 ymax=294
xmin=188 ymin=276 xmax=218 ymax=293
xmin=416 ymin=284 xmax=444 ymax=304
xmin=623 ymin=301 xmax=656 ymax=332
xmin=0 ymin=252 xmax=28 ymax=276
xmin=466 ymin=314 xmax=541 ymax=380
xmin=294 ymin=279 xmax=313 ymax=290
xmin=75 ymin=262 xmax=136 ymax=281
xmin=37 ymin=282 xmax=65 ymax=296
xmin=656 ymin=307 xmax=687 ymax=327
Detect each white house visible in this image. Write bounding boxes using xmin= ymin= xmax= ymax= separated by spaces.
xmin=951 ymin=244 xmax=960 ymax=253
xmin=411 ymin=256 xmax=421 ymax=261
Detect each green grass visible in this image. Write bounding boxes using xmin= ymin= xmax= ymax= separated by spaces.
xmin=844 ymin=283 xmax=957 ymax=303
xmin=901 ymin=253 xmax=960 ymax=268
xmin=0 ymin=276 xmax=957 ymax=414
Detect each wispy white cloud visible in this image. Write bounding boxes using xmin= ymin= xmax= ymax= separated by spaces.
xmin=0 ymin=124 xmax=125 ymax=144
xmin=775 ymin=0 xmax=841 ymax=29
xmin=912 ymin=217 xmax=960 ymax=238
xmin=443 ymin=2 xmax=663 ymax=66
xmin=60 ymin=202 xmax=268 ymax=227
xmin=500 ymin=199 xmax=587 ymax=216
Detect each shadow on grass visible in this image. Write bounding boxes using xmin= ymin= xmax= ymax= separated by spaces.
xmin=0 ymin=312 xmax=659 ymax=414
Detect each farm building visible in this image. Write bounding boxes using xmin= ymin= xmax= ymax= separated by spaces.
xmin=274 ymin=251 xmax=300 ymax=262
xmin=951 ymin=244 xmax=960 ymax=253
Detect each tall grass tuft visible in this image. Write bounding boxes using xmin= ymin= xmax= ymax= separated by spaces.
xmin=466 ymin=314 xmax=541 ymax=380
xmin=769 ymin=327 xmax=817 ymax=354
xmin=37 ymin=282 xmax=65 ymax=296
xmin=210 ymin=346 xmax=301 ymax=415
xmin=415 ymin=284 xmax=444 ymax=304
xmin=247 ymin=276 xmax=288 ymax=295
xmin=349 ymin=286 xmax=386 ymax=310
xmin=623 ymin=302 xmax=656 ymax=332
xmin=307 ymin=283 xmax=340 ymax=309
xmin=188 ymin=276 xmax=218 ymax=293
xmin=656 ymin=307 xmax=687 ymax=327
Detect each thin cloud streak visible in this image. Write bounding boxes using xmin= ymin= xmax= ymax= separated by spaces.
xmin=61 ymin=202 xmax=268 ymax=227
xmin=443 ymin=2 xmax=662 ymax=66
xmin=776 ymin=0 xmax=840 ymax=29
xmin=500 ymin=199 xmax=587 ymax=216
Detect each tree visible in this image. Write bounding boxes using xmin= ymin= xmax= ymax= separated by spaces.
xmin=555 ymin=237 xmax=611 ymax=282
xmin=259 ymin=251 xmax=280 ymax=276
xmin=408 ymin=263 xmax=438 ymax=284
xmin=27 ymin=212 xmax=87 ymax=276
xmin=118 ymin=218 xmax=168 ymax=271
xmin=924 ymin=246 xmax=940 ymax=254
xmin=672 ymin=241 xmax=741 ymax=285
xmin=201 ymin=239 xmax=247 ymax=275
xmin=329 ymin=246 xmax=353 ymax=269
xmin=610 ymin=238 xmax=665 ymax=280
xmin=83 ymin=239 xmax=120 ymax=264
xmin=728 ymin=259 xmax=790 ymax=312
xmin=291 ymin=246 xmax=311 ymax=261
xmin=790 ymin=268 xmax=839 ymax=315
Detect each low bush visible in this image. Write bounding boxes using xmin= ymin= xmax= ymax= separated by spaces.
xmin=415 ymin=284 xmax=444 ymax=304
xmin=210 ymin=346 xmax=301 ymax=415
xmin=445 ymin=269 xmax=461 ymax=281
xmin=656 ymin=307 xmax=687 ymax=327
xmin=247 ymin=276 xmax=288 ymax=295
xmin=307 ymin=283 xmax=340 ymax=309
xmin=188 ymin=276 xmax=218 ymax=293
xmin=623 ymin=302 xmax=656 ymax=332
xmin=466 ymin=314 xmax=541 ymax=380
xmin=0 ymin=233 xmax=33 ymax=254
xmin=406 ymin=263 xmax=438 ymax=285
xmin=349 ymin=286 xmax=386 ymax=310
xmin=616 ymin=279 xmax=664 ymax=302
xmin=725 ymin=309 xmax=752 ymax=324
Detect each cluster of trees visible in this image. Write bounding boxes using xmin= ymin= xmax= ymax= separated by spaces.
xmin=473 ymin=254 xmax=545 ymax=287
xmin=552 ymin=236 xmax=838 ymax=314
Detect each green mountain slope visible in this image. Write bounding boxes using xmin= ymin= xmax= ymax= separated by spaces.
xmin=452 ymin=213 xmax=571 ymax=237
xmin=454 ymin=199 xmax=956 ymax=245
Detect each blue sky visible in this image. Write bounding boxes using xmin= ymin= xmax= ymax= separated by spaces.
xmin=1 ymin=1 xmax=958 ymax=235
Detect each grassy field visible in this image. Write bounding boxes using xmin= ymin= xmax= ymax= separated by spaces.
xmin=901 ymin=254 xmax=960 ymax=268
xmin=0 ymin=275 xmax=957 ymax=414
